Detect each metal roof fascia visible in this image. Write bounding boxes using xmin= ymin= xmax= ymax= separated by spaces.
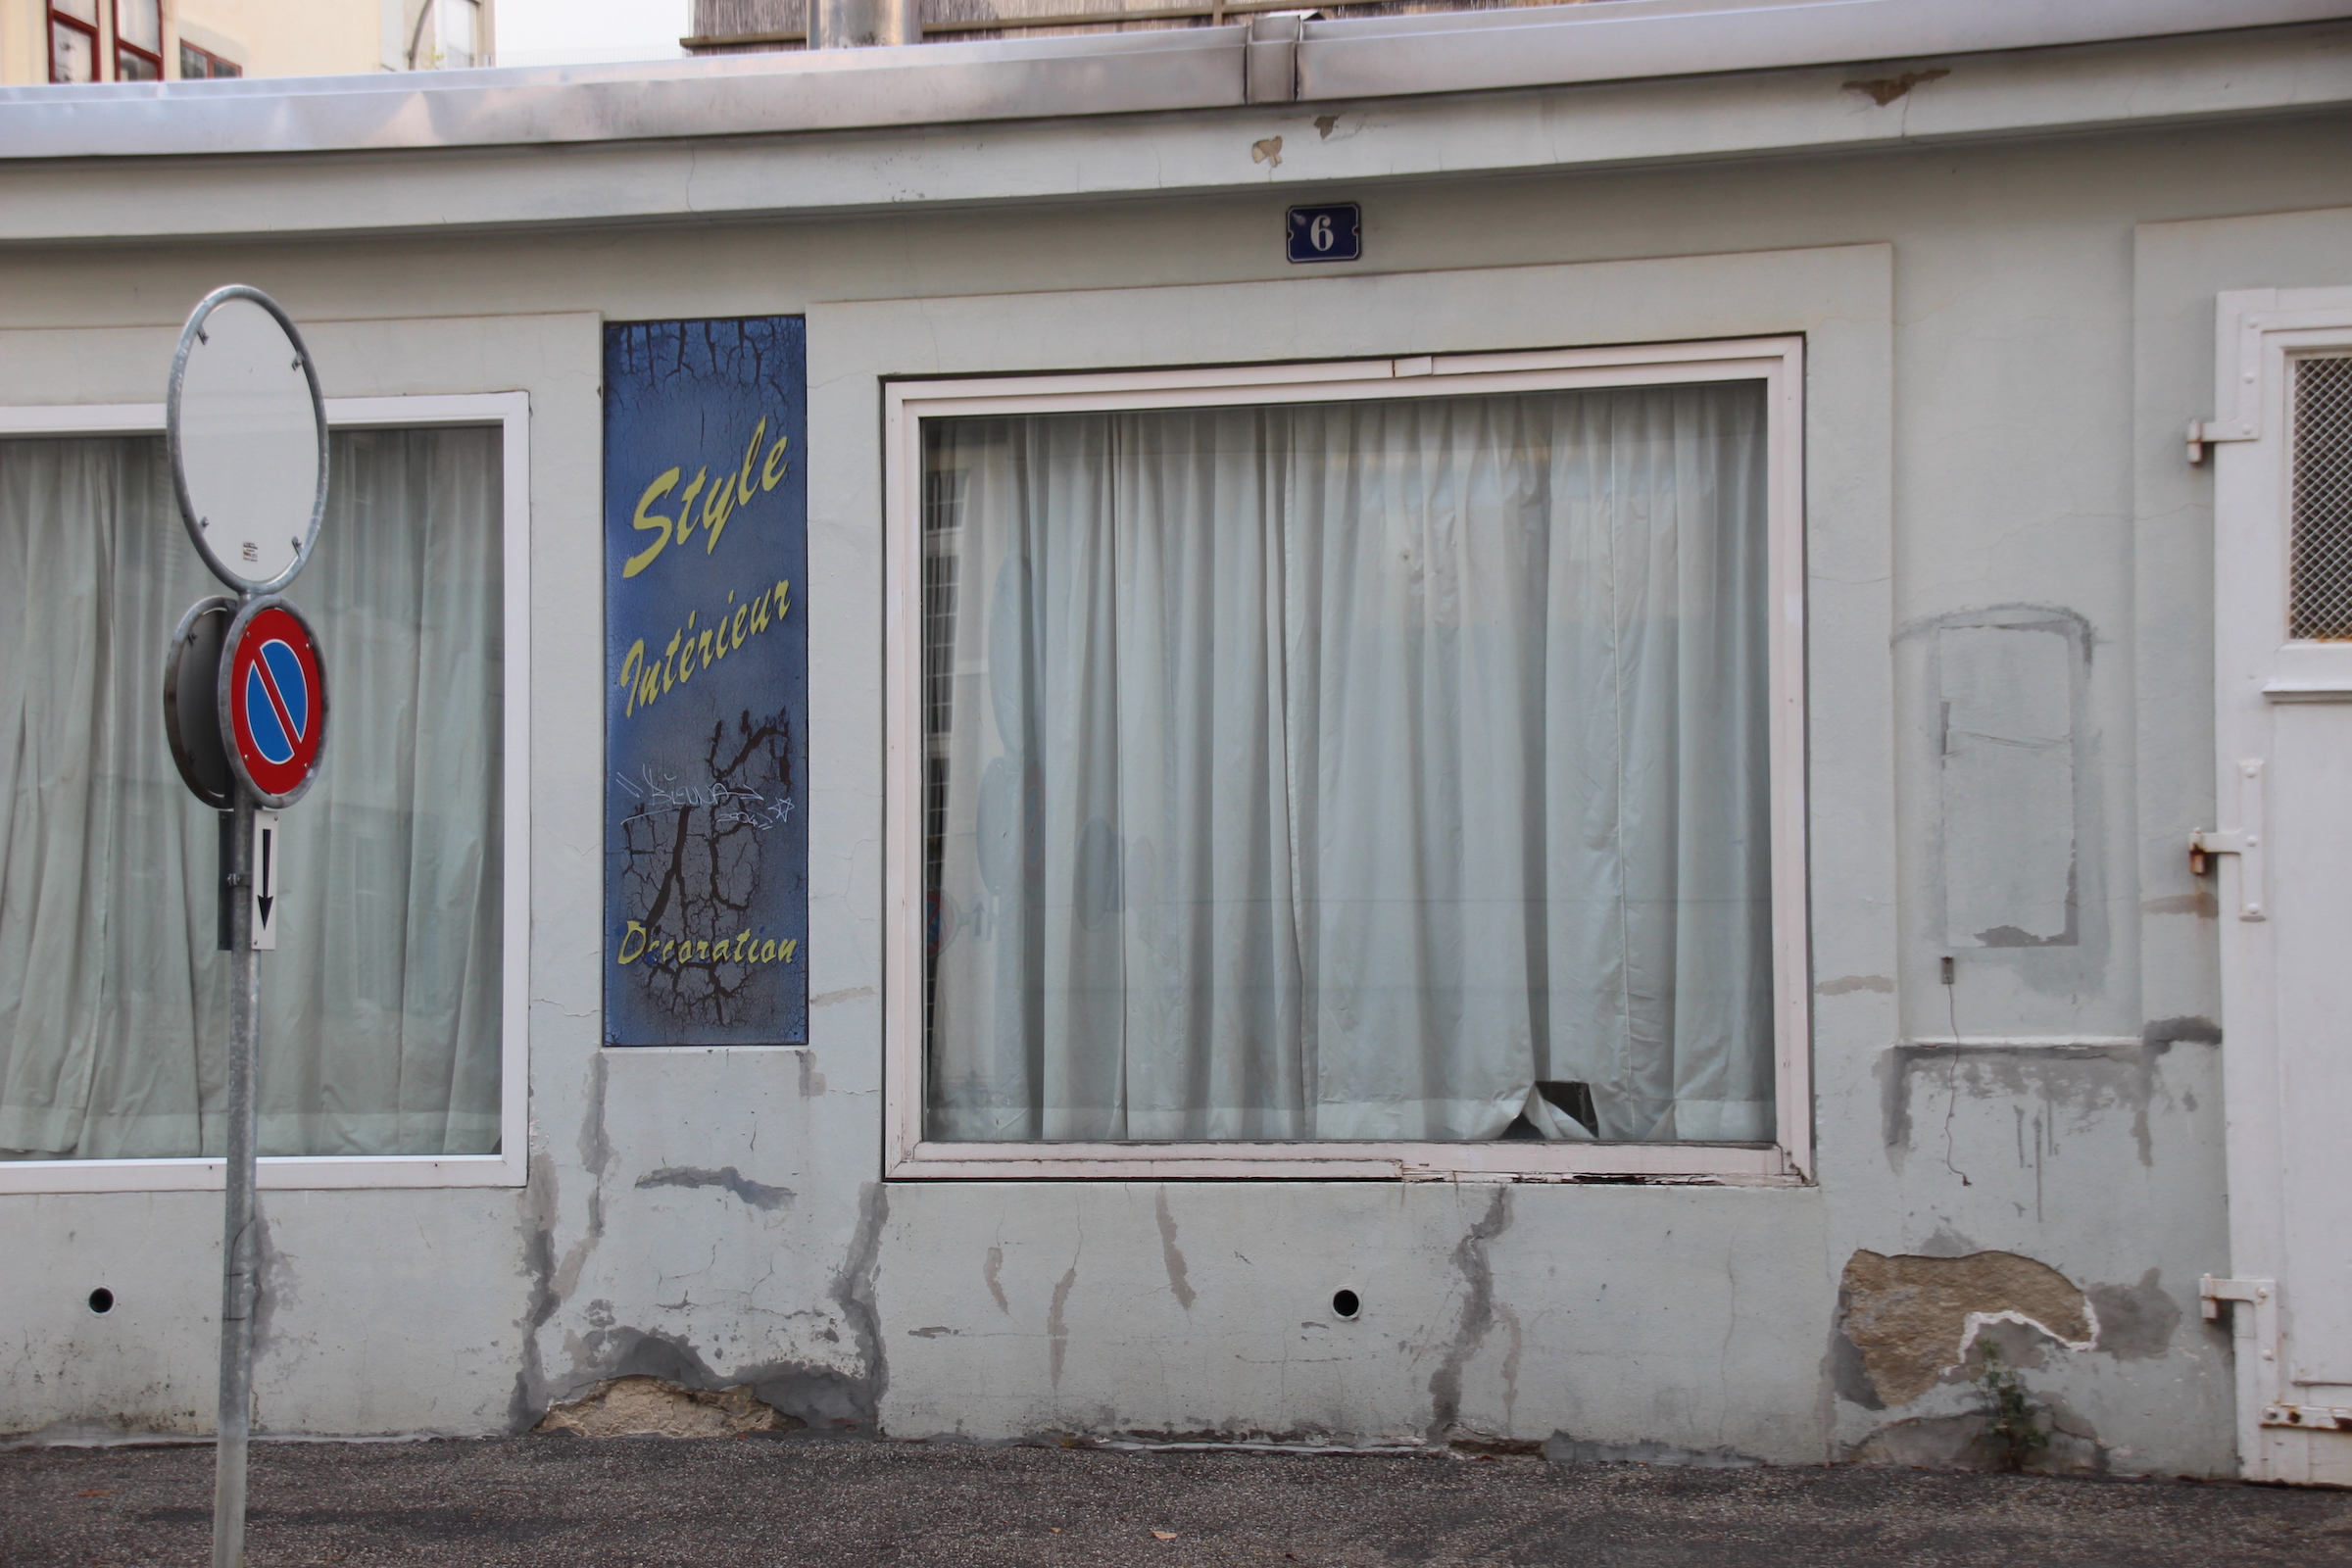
xmin=0 ymin=27 xmax=1248 ymax=159
xmin=1299 ymin=0 xmax=2352 ymax=100
xmin=0 ymin=0 xmax=2346 ymax=159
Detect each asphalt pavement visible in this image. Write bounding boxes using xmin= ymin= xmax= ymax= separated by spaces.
xmin=7 ymin=1435 xmax=2352 ymax=1567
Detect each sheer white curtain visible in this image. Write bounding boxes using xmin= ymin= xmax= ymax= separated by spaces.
xmin=925 ymin=383 xmax=1772 ymax=1145
xmin=0 ymin=428 xmax=503 ymax=1160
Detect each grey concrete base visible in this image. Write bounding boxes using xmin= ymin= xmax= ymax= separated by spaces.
xmin=6 ymin=1436 xmax=2348 ymax=1567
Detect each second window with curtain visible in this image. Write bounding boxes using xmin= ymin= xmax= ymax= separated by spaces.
xmin=920 ymin=373 xmax=1779 ymax=1150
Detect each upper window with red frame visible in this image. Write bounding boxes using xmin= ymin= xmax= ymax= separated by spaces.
xmin=114 ymin=0 xmax=162 ymax=81
xmin=48 ymin=0 xmax=99 ymax=83
xmin=178 ymin=40 xmax=241 ymax=78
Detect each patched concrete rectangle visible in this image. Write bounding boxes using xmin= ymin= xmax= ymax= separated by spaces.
xmin=1938 ymin=617 xmax=2078 ymax=949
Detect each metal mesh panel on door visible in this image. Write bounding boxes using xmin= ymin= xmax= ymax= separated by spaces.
xmin=2291 ymin=355 xmax=2352 ymax=640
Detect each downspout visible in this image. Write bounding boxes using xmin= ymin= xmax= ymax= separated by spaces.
xmin=809 ymin=0 xmax=919 ymax=49
xmin=406 ymin=0 xmax=436 ymax=69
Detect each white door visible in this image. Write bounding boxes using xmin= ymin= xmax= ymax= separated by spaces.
xmin=2204 ymin=287 xmax=2352 ymax=1486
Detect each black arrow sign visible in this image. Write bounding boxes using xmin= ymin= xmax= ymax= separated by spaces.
xmin=256 ymin=826 xmax=274 ymax=929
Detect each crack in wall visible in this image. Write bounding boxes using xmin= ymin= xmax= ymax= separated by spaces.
xmin=510 ymin=1054 xmax=613 ymax=1432
xmin=633 ymin=1165 xmax=797 ymax=1210
xmin=984 ymin=1245 xmax=1009 ymax=1316
xmin=1048 ymin=1265 xmax=1079 ymax=1391
xmin=819 ymin=1181 xmax=891 ymax=1431
xmin=1426 ymin=1187 xmax=1512 ymax=1441
xmin=506 ymin=1048 xmax=897 ymax=1438
xmin=1153 ymin=1190 xmax=1196 ymax=1311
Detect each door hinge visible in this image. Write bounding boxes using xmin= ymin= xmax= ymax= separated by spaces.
xmin=2202 ymin=1275 xmax=2271 ymax=1319
xmin=2190 ymin=761 xmax=2267 ymax=919
xmin=2187 ymin=416 xmax=2257 ymax=465
xmin=2205 ymin=1276 xmax=2288 ymax=1446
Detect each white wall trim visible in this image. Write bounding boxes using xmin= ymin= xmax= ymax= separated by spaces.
xmin=882 ymin=337 xmax=1811 ymax=1182
xmin=0 ymin=390 xmax=531 ymax=1194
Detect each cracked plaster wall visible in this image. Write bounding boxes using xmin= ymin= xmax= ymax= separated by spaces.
xmin=877 ymin=1182 xmax=1826 ymax=1461
xmin=5 ymin=107 xmax=2349 ymax=1474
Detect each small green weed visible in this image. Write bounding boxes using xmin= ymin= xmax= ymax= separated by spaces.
xmin=1975 ymin=1342 xmax=2050 ymax=1472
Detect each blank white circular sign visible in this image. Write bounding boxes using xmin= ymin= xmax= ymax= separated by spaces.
xmin=169 ymin=289 xmax=325 ymax=594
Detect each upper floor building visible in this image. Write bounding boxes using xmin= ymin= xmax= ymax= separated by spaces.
xmin=2 ymin=0 xmax=492 ymax=83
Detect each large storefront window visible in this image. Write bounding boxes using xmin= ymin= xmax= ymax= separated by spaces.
xmin=891 ymin=343 xmax=1809 ymax=1178
xmin=0 ymin=427 xmax=504 ymax=1162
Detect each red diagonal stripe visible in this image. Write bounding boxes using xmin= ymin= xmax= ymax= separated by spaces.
xmin=255 ymin=650 xmax=303 ymax=752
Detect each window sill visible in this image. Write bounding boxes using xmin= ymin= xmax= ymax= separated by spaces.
xmin=0 ymin=1152 xmax=525 ymax=1195
xmin=887 ymin=1140 xmax=1806 ymax=1184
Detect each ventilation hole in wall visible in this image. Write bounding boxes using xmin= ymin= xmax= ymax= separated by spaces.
xmin=87 ymin=1288 xmax=115 ymax=1314
xmin=1332 ymin=1289 xmax=1360 ymax=1320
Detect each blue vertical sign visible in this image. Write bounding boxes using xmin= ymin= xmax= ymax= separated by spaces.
xmin=604 ymin=318 xmax=808 ymax=1046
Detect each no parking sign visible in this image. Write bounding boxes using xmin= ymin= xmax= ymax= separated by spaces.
xmin=221 ymin=597 xmax=328 ymax=808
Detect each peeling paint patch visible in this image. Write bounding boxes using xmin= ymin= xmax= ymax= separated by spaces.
xmin=1880 ymin=1042 xmax=2180 ymax=1169
xmin=2087 ymin=1269 xmax=2180 ymax=1360
xmin=1251 ymin=136 xmax=1283 ymax=167
xmin=633 ymin=1165 xmax=796 ymax=1210
xmin=551 ymin=1319 xmax=877 ymax=1435
xmin=1816 ymin=973 xmax=1894 ymax=996
xmin=537 ymin=1375 xmax=800 ymax=1438
xmin=1827 ymin=1318 xmax=1883 ymax=1411
xmin=1843 ymin=67 xmax=1948 ymax=106
xmin=1837 ymin=1250 xmax=2096 ymax=1406
xmin=1154 ymin=1190 xmax=1197 ymax=1311
xmin=1917 ymin=1225 xmax=1981 ymax=1258
xmin=809 ymin=985 xmax=874 ymax=1007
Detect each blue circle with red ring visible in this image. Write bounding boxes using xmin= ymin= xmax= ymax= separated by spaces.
xmin=219 ymin=596 xmax=328 ymax=808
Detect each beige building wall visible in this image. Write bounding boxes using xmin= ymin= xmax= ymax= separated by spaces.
xmin=2 ymin=0 xmax=493 ymax=84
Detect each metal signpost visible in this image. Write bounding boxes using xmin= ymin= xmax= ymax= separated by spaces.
xmin=160 ymin=285 xmax=330 ymax=1568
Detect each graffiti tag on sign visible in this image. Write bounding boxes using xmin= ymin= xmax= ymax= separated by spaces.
xmin=604 ymin=318 xmax=809 ymax=1045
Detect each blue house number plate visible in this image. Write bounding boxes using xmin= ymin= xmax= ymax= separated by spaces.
xmin=1287 ymin=203 xmax=1361 ymax=264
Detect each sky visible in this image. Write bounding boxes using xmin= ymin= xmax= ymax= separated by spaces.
xmin=495 ymin=0 xmax=693 ymax=67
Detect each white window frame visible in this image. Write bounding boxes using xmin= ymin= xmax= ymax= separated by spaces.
xmin=882 ymin=338 xmax=1811 ymax=1183
xmin=0 ymin=392 xmax=531 ymax=1193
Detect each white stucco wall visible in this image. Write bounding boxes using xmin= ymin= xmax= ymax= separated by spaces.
xmin=4 ymin=68 xmax=2351 ymax=1473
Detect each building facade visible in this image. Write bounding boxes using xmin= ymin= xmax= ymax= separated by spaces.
xmin=684 ymin=0 xmax=1550 ymax=53
xmin=3 ymin=0 xmax=491 ymax=83
xmin=3 ymin=0 xmax=2352 ymax=1485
